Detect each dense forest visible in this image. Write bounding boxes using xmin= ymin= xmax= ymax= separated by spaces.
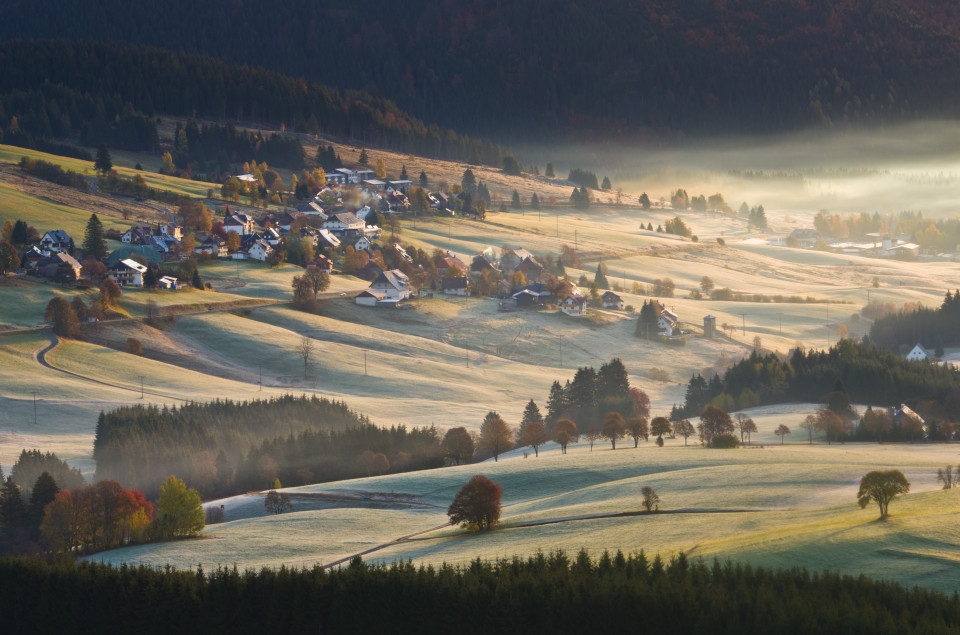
xmin=4 ymin=1 xmax=960 ymax=137
xmin=4 ymin=553 xmax=960 ymax=634
xmin=93 ymin=396 xmax=443 ymax=499
xmin=869 ymin=291 xmax=960 ymax=352
xmin=0 ymin=40 xmax=513 ymax=167
xmin=681 ymin=339 xmax=960 ymax=419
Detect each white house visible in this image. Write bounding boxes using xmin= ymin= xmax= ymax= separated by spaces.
xmin=122 ymin=225 xmax=153 ymax=245
xmin=356 ymin=269 xmax=410 ymax=306
xmin=224 ymin=212 xmax=255 ymax=236
xmin=906 ymin=344 xmax=929 ymax=361
xmin=196 ymin=236 xmax=227 ymax=258
xmin=354 ymin=236 xmax=372 ymax=251
xmin=323 ymin=212 xmax=365 ymax=236
xmin=658 ymin=308 xmax=679 ymax=336
xmin=561 ymin=294 xmax=588 ymax=317
xmin=158 ymin=276 xmax=180 ymax=289
xmin=39 ymin=230 xmax=74 ymax=254
xmin=108 ymin=259 xmax=148 ymax=287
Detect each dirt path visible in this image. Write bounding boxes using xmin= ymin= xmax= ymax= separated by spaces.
xmin=34 ymin=329 xmax=187 ymax=402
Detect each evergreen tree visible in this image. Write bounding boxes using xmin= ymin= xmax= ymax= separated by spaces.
xmin=639 ymin=193 xmax=651 ymax=209
xmin=400 ymin=165 xmax=408 ymax=181
xmin=511 ymin=190 xmax=521 ymax=209
xmin=530 ymin=193 xmax=540 ymax=210
xmin=568 ymin=367 xmax=598 ymax=410
xmin=594 ymin=263 xmax=609 ymax=289
xmin=82 ymin=213 xmax=107 ymax=260
xmin=94 ymin=144 xmax=112 ymax=175
xmin=358 ymin=148 xmax=369 ymax=165
xmin=27 ymin=472 xmax=58 ymax=538
xmin=597 ymin=358 xmax=630 ymax=400
xmin=419 ymin=170 xmax=428 ymax=188
xmin=545 ymin=381 xmax=568 ymax=430
xmin=518 ymin=399 xmax=542 ymax=442
xmin=601 ymin=176 xmax=612 ymax=190
xmin=461 ymin=169 xmax=477 ymax=197
xmin=143 ymin=267 xmax=158 ymax=288
xmin=11 ymin=220 xmax=28 ymax=246
xmin=192 ymin=269 xmax=203 ymax=289
xmin=545 ymin=163 xmax=555 ymax=178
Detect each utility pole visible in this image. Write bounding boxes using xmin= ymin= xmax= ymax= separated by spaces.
xmin=139 ymin=375 xmax=144 ymax=399
xmin=741 ymin=313 xmax=746 ymax=336
xmin=559 ymin=335 xmax=563 ymax=367
xmin=778 ymin=313 xmax=782 ymax=336
xmin=364 ymin=351 xmax=367 ymax=376
xmin=575 ymin=230 xmax=578 ymax=250
xmin=259 ymin=364 xmax=262 ymax=391
xmin=556 ymin=215 xmax=559 ymax=237
xmin=33 ymin=391 xmax=37 ymax=425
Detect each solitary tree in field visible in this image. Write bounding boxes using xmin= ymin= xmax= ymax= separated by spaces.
xmin=442 ymin=427 xmax=474 ymax=465
xmin=625 ymin=417 xmax=648 ymax=447
xmin=675 ymin=419 xmax=695 ymax=446
xmin=698 ymin=406 xmax=734 ymax=447
xmin=447 ymin=475 xmax=501 ymax=531
xmin=700 ymin=276 xmax=715 ymax=295
xmin=297 ymin=335 xmax=314 ymax=377
xmin=264 ymin=490 xmax=293 ymax=515
xmin=602 ymin=412 xmax=626 ymax=450
xmin=479 ymin=414 xmax=513 ymax=462
xmin=520 ymin=420 xmax=548 ymax=457
xmin=774 ymin=424 xmax=791 ymax=444
xmin=641 ymin=486 xmax=660 ymax=512
xmin=936 ymin=465 xmax=959 ymax=489
xmin=553 ymin=419 xmax=578 ymax=454
xmin=639 ymin=192 xmax=651 ymax=209
xmin=800 ymin=414 xmax=818 ymax=444
xmin=857 ymin=470 xmax=910 ymax=520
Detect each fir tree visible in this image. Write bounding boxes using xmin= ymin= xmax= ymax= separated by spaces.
xmin=594 ymin=263 xmax=609 ymax=289
xmin=419 ymin=170 xmax=428 ymax=188
xmin=545 ymin=163 xmax=555 ymax=178
xmin=518 ymin=399 xmax=543 ymax=442
xmin=530 ymin=193 xmax=540 ymax=210
xmin=511 ymin=190 xmax=521 ymax=209
xmin=82 ymin=213 xmax=107 ymax=260
xmin=601 ymin=176 xmax=612 ymax=190
xmin=94 ymin=144 xmax=112 ymax=175
xmin=358 ymin=148 xmax=369 ymax=165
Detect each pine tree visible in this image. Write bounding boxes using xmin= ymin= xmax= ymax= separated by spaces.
xmin=419 ymin=170 xmax=428 ymax=188
xmin=545 ymin=381 xmax=568 ymax=430
xmin=511 ymin=190 xmax=521 ymax=209
xmin=601 ymin=176 xmax=612 ymax=190
xmin=530 ymin=193 xmax=540 ymax=210
xmin=358 ymin=148 xmax=369 ymax=165
xmin=639 ymin=193 xmax=651 ymax=209
xmin=12 ymin=220 xmax=28 ymax=245
xmin=400 ymin=165 xmax=408 ymax=181
xmin=82 ymin=213 xmax=107 ymax=260
xmin=192 ymin=269 xmax=203 ymax=289
xmin=545 ymin=163 xmax=555 ymax=178
xmin=594 ymin=263 xmax=609 ymax=289
xmin=461 ymin=169 xmax=477 ymax=197
xmin=94 ymin=144 xmax=112 ymax=175
xmin=597 ymin=358 xmax=630 ymax=400
xmin=27 ymin=472 xmax=59 ymax=537
xmin=519 ymin=399 xmax=542 ymax=442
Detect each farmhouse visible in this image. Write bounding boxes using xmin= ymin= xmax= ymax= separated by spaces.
xmin=122 ymin=225 xmax=153 ymax=245
xmin=561 ymin=294 xmax=588 ymax=316
xmin=310 ymin=255 xmax=334 ymax=272
xmin=658 ymin=305 xmax=680 ymax=336
xmin=905 ymin=344 xmax=929 ymax=361
xmin=323 ymin=212 xmax=365 ymax=237
xmin=437 ymin=253 xmax=468 ymax=277
xmin=223 ymin=211 xmax=255 ymax=235
xmin=441 ymin=276 xmax=470 ymax=296
xmin=37 ymin=252 xmax=82 ymax=280
xmin=196 ymin=236 xmax=227 ymax=258
xmin=39 ymin=230 xmax=74 ymax=254
xmin=470 ymin=253 xmax=497 ymax=276
xmin=232 ymin=238 xmax=273 ymax=262
xmin=602 ymin=291 xmax=623 ymax=309
xmin=356 ymin=269 xmax=410 ymax=306
xmin=789 ymin=229 xmax=820 ymax=249
xmin=108 ymin=258 xmax=148 ymax=287
xmin=354 ymin=236 xmax=372 ymax=251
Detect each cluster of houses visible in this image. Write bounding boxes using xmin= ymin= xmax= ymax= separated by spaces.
xmin=745 ymin=229 xmax=929 ymax=259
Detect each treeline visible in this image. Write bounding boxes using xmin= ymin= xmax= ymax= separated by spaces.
xmin=869 ymin=291 xmax=960 ymax=352
xmin=167 ymin=121 xmax=306 ymax=178
xmin=18 ymin=157 xmax=89 ymax=191
xmin=543 ymin=359 xmax=648 ymax=432
xmin=813 ymin=210 xmax=960 ymax=251
xmin=93 ymin=396 xmax=443 ymax=499
xmin=0 ymin=40 xmax=515 ymax=167
xmin=3 ymin=553 xmax=960 ymax=634
xmin=680 ymin=339 xmax=960 ymax=418
xmin=6 ymin=1 xmax=960 ymax=137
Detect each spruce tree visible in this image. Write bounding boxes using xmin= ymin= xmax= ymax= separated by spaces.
xmin=545 ymin=381 xmax=568 ymax=430
xmin=27 ymin=472 xmax=59 ymax=537
xmin=94 ymin=144 xmax=112 ymax=175
xmin=419 ymin=170 xmax=428 ymax=188
xmin=601 ymin=176 xmax=612 ymax=190
xmin=400 ymin=165 xmax=408 ymax=181
xmin=531 ymin=193 xmax=540 ymax=210
xmin=82 ymin=213 xmax=107 ymax=260
xmin=511 ymin=190 xmax=521 ymax=209
xmin=545 ymin=163 xmax=555 ymax=178
xmin=358 ymin=148 xmax=369 ymax=165
xmin=594 ymin=263 xmax=609 ymax=289
xmin=11 ymin=220 xmax=28 ymax=246
xmin=519 ymin=399 xmax=542 ymax=441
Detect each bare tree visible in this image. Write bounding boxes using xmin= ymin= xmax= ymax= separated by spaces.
xmin=937 ymin=465 xmax=960 ymax=489
xmin=264 ymin=490 xmax=293 ymax=514
xmin=641 ymin=486 xmax=660 ymax=512
xmin=298 ymin=335 xmax=314 ymax=377
xmin=774 ymin=424 xmax=791 ymax=444
xmin=675 ymin=419 xmax=695 ymax=446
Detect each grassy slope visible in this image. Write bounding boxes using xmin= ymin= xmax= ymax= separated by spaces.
xmin=0 ymin=181 xmax=131 ymax=238
xmin=89 ymin=441 xmax=960 ymax=594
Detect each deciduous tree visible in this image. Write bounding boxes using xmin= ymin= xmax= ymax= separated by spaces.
xmin=774 ymin=424 xmax=791 ymax=444
xmin=625 ymin=417 xmax=649 ymax=447
xmin=698 ymin=406 xmax=734 ymax=447
xmin=442 ymin=427 xmax=474 ymax=465
xmin=675 ymin=419 xmax=695 ymax=445
xmin=641 ymin=486 xmax=660 ymax=512
xmin=857 ymin=470 xmax=910 ymax=520
xmin=650 ymin=416 xmax=672 ymax=441
xmin=602 ymin=412 xmax=626 ymax=450
xmin=520 ymin=420 xmax=548 ymax=457
xmin=479 ymin=415 xmax=513 ymax=462
xmin=264 ymin=490 xmax=293 ymax=514
xmin=155 ymin=475 xmax=204 ymax=538
xmin=552 ymin=419 xmax=578 ymax=454
xmin=447 ymin=475 xmax=501 ymax=531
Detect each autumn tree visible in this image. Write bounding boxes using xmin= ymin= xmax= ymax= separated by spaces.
xmin=649 ymin=417 xmax=672 ymax=444
xmin=442 ymin=427 xmax=474 ymax=465
xmin=675 ymin=419 xmax=695 ymax=446
xmin=552 ymin=419 xmax=579 ymax=454
xmin=154 ymin=475 xmax=204 ymax=538
xmin=641 ymin=486 xmax=660 ymax=512
xmin=303 ymin=265 xmax=331 ymax=298
xmin=585 ymin=426 xmax=601 ymax=451
xmin=625 ymin=417 xmax=649 ymax=447
xmin=291 ymin=274 xmax=317 ymax=312
xmin=735 ymin=414 xmax=757 ymax=445
xmin=698 ymin=406 xmax=734 ymax=447
xmin=479 ymin=414 xmax=513 ymax=461
xmin=45 ymin=297 xmax=80 ymax=337
xmin=264 ymin=490 xmax=294 ymax=514
xmin=0 ymin=241 xmax=19 ymax=274
xmin=602 ymin=412 xmax=626 ymax=450
xmin=857 ymin=470 xmax=910 ymax=520
xmin=375 ymin=157 xmax=387 ymax=179
xmin=800 ymin=414 xmax=818 ymax=444
xmin=447 ymin=475 xmax=501 ymax=531
xmin=520 ymin=420 xmax=548 ymax=457
xmin=816 ymin=409 xmax=845 ymax=444
xmin=860 ymin=407 xmax=892 ymax=443
xmin=297 ymin=335 xmax=314 ymax=377
xmin=100 ymin=277 xmax=122 ymax=307
xmin=700 ymin=276 xmax=715 ymax=294
xmin=774 ymin=424 xmax=791 ymax=444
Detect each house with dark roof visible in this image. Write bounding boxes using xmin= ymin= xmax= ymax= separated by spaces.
xmin=471 ymin=253 xmax=498 ymax=277
xmin=437 ymin=253 xmax=468 ymax=277
xmin=224 ymin=211 xmax=255 ymax=235
xmin=441 ymin=276 xmax=470 ymax=296
xmin=602 ymin=291 xmax=624 ymax=309
xmin=39 ymin=230 xmax=74 ymax=254
xmin=122 ymin=225 xmax=154 ymax=245
xmin=196 ymin=235 xmax=227 ymax=258
xmin=323 ymin=212 xmax=364 ymax=237
xmin=37 ymin=252 xmax=82 ymax=280
xmin=561 ymin=294 xmax=588 ymax=316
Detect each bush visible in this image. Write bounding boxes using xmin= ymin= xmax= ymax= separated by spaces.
xmin=710 ymin=434 xmax=740 ymax=448
xmin=125 ymin=338 xmax=143 ymax=356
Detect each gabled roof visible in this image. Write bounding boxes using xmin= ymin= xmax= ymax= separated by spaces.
xmin=372 ymin=269 xmax=410 ymax=291
xmin=564 ymin=294 xmax=587 ymax=305
xmin=114 ymin=258 xmax=148 ymax=273
xmin=602 ymin=291 xmax=622 ymax=301
xmin=441 ymin=276 xmax=469 ymax=290
xmin=327 ymin=212 xmax=361 ymax=225
xmin=42 ymin=229 xmax=72 ymax=243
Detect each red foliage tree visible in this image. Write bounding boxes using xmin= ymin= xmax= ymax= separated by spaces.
xmin=447 ymin=475 xmax=502 ymax=531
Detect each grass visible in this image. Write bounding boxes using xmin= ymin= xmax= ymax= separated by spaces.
xmin=0 ymin=181 xmax=130 ymax=239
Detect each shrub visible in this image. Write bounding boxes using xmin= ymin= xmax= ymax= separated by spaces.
xmin=125 ymin=337 xmax=143 ymax=356
xmin=710 ymin=434 xmax=740 ymax=448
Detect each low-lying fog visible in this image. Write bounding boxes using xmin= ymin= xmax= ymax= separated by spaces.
xmin=523 ymin=120 xmax=960 ymax=217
